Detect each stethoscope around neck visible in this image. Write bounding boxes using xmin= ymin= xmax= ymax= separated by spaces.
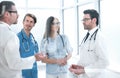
xmin=21 ymin=31 xmax=38 ymax=52
xmin=79 ymin=29 xmax=98 ymax=52
xmin=44 ymin=34 xmax=65 ymax=56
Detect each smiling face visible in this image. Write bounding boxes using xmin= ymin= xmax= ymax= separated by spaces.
xmin=23 ymin=16 xmax=35 ymax=31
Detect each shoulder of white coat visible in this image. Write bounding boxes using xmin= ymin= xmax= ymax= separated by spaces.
xmin=96 ymin=30 xmax=106 ymax=39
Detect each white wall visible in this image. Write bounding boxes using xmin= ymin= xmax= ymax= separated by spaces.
xmin=101 ymin=0 xmax=120 ymax=72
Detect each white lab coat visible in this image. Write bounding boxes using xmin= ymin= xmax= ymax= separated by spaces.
xmin=0 ymin=21 xmax=36 ymax=78
xmin=74 ymin=27 xmax=109 ymax=78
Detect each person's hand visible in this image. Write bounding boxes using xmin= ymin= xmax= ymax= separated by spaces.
xmin=56 ymin=58 xmax=67 ymax=66
xmin=34 ymin=53 xmax=47 ymax=61
xmin=69 ymin=64 xmax=85 ymax=75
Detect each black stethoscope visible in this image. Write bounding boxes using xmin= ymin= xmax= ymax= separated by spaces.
xmin=21 ymin=31 xmax=38 ymax=52
xmin=79 ymin=29 xmax=98 ymax=52
xmin=89 ymin=29 xmax=98 ymax=41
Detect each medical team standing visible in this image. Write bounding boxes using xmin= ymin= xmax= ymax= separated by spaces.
xmin=0 ymin=1 xmax=109 ymax=78
xmin=69 ymin=9 xmax=109 ymax=78
xmin=0 ymin=1 xmax=44 ymax=78
xmin=17 ymin=13 xmax=39 ymax=78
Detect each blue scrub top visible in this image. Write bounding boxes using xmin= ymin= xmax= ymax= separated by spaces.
xmin=17 ymin=29 xmax=39 ymax=78
xmin=40 ymin=35 xmax=73 ymax=75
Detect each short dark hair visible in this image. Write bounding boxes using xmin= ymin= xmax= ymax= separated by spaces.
xmin=0 ymin=1 xmax=15 ymax=16
xmin=83 ymin=9 xmax=99 ymax=25
xmin=23 ymin=13 xmax=37 ymax=24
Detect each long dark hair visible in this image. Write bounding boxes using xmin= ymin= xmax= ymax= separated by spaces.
xmin=43 ymin=16 xmax=60 ymax=39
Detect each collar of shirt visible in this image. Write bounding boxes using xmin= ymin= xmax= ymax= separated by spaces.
xmin=88 ymin=27 xmax=98 ymax=36
xmin=21 ymin=29 xmax=32 ymax=40
xmin=0 ymin=21 xmax=11 ymax=30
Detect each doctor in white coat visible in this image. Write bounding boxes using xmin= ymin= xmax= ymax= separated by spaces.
xmin=0 ymin=1 xmax=44 ymax=78
xmin=69 ymin=9 xmax=109 ymax=78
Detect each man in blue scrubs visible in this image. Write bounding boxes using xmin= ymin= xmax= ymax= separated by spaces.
xmin=17 ymin=13 xmax=39 ymax=78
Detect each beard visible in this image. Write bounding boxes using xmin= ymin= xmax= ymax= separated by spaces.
xmin=24 ymin=26 xmax=32 ymax=32
xmin=13 ymin=20 xmax=18 ymax=24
